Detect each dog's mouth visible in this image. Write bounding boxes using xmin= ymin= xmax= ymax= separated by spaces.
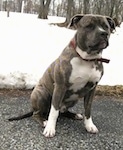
xmin=97 ymin=40 xmax=108 ymax=49
xmin=89 ymin=39 xmax=108 ymax=51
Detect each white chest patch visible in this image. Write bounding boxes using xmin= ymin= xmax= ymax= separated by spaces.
xmin=69 ymin=57 xmax=102 ymax=92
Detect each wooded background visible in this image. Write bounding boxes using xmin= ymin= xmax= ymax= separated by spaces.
xmin=0 ymin=0 xmax=123 ymax=23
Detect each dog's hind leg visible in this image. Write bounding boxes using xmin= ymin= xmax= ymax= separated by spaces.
xmin=31 ymin=85 xmax=52 ymax=128
xmin=32 ymin=110 xmax=48 ymax=127
xmin=59 ymin=100 xmax=83 ymax=120
xmin=60 ymin=111 xmax=83 ymax=120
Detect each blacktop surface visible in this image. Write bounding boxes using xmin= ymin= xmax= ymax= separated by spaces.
xmin=0 ymin=89 xmax=123 ymax=150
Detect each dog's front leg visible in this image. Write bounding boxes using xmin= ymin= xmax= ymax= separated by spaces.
xmin=43 ymin=84 xmax=66 ymax=137
xmin=84 ymin=87 xmax=98 ymax=133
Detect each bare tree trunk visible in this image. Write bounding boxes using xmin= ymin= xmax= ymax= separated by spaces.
xmin=17 ymin=0 xmax=23 ymax=12
xmin=65 ymin=0 xmax=75 ymax=25
xmin=78 ymin=0 xmax=83 ymax=14
xmin=52 ymin=0 xmax=55 ymax=16
xmin=56 ymin=4 xmax=60 ymax=16
xmin=7 ymin=9 xmax=9 ymax=17
xmin=4 ymin=0 xmax=7 ymax=11
xmin=114 ymin=0 xmax=122 ymax=18
xmin=38 ymin=0 xmax=51 ymax=19
xmin=110 ymin=0 xmax=115 ymax=17
xmin=83 ymin=0 xmax=90 ymax=14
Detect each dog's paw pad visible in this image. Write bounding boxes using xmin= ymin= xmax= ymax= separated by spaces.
xmin=85 ymin=124 xmax=98 ymax=133
xmin=43 ymin=120 xmax=48 ymax=127
xmin=43 ymin=126 xmax=56 ymax=138
xmin=75 ymin=114 xmax=83 ymax=120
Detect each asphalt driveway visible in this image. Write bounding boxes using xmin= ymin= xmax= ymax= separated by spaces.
xmin=0 ymin=90 xmax=123 ymax=150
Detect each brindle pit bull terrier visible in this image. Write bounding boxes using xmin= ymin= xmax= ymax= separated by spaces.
xmin=9 ymin=14 xmax=115 ymax=138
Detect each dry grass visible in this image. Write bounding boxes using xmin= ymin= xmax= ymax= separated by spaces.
xmin=96 ymin=85 xmax=123 ymax=97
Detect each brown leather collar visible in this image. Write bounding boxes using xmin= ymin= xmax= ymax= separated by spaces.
xmin=69 ymin=39 xmax=110 ymax=63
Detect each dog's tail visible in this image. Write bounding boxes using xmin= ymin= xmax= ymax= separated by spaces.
xmin=8 ymin=111 xmax=33 ymax=121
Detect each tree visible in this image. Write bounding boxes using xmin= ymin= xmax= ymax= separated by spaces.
xmin=83 ymin=0 xmax=90 ymax=14
xmin=38 ymin=0 xmax=51 ymax=19
xmin=50 ymin=0 xmax=75 ymax=27
xmin=52 ymin=0 xmax=55 ymax=16
xmin=17 ymin=0 xmax=23 ymax=12
xmin=65 ymin=0 xmax=75 ymax=24
xmin=3 ymin=0 xmax=7 ymax=11
xmin=24 ymin=0 xmax=33 ymax=13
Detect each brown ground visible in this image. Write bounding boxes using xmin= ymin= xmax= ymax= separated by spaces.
xmin=0 ymin=89 xmax=31 ymax=97
xmin=0 ymin=85 xmax=123 ymax=98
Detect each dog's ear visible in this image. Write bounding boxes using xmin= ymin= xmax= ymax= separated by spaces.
xmin=106 ymin=17 xmax=116 ymax=32
xmin=68 ymin=14 xmax=84 ymax=29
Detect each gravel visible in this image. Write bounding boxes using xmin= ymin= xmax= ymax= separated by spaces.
xmin=0 ymin=90 xmax=123 ymax=150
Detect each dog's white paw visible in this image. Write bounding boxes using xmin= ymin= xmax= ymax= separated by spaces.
xmin=85 ymin=123 xmax=98 ymax=133
xmin=75 ymin=114 xmax=83 ymax=120
xmin=43 ymin=124 xmax=56 ymax=138
xmin=84 ymin=117 xmax=98 ymax=133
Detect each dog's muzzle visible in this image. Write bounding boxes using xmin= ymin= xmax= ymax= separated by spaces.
xmin=88 ymin=39 xmax=108 ymax=52
xmin=88 ymin=29 xmax=109 ymax=53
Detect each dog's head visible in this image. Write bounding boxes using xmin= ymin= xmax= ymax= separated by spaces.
xmin=68 ymin=14 xmax=115 ymax=58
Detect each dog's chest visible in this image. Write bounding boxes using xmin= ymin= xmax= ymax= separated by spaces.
xmin=69 ymin=57 xmax=102 ymax=92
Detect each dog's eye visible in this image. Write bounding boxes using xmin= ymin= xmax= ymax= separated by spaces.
xmin=103 ymin=24 xmax=109 ymax=29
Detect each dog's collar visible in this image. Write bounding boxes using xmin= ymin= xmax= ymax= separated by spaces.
xmin=82 ymin=57 xmax=110 ymax=63
xmin=69 ymin=39 xmax=110 ymax=63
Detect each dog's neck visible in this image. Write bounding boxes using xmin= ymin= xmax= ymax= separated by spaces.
xmin=69 ymin=38 xmax=110 ymax=63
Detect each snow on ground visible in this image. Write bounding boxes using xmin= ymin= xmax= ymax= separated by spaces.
xmin=0 ymin=11 xmax=123 ymax=89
